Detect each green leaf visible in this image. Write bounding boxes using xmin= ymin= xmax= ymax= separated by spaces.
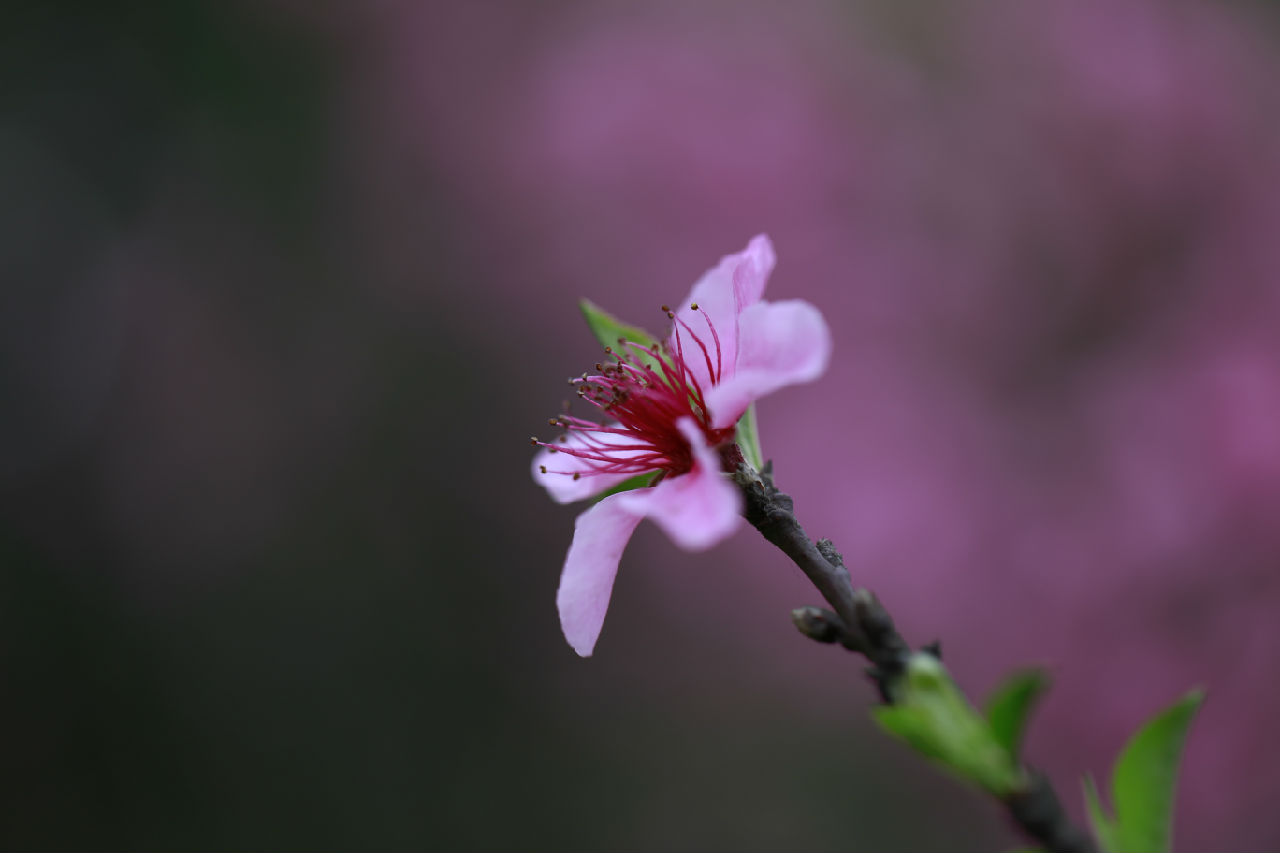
xmin=984 ymin=668 xmax=1050 ymax=762
xmin=1112 ymin=688 xmax=1204 ymax=853
xmin=591 ymin=471 xmax=657 ymax=503
xmin=1080 ymin=688 xmax=1205 ymax=853
xmin=1082 ymin=774 xmax=1123 ymax=853
xmin=872 ymin=653 xmax=1024 ymax=797
xmin=579 ymin=299 xmax=661 ymax=353
xmin=735 ymin=402 xmax=764 ymax=471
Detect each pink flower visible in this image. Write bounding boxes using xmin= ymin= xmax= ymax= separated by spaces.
xmin=532 ymin=235 xmax=830 ymax=656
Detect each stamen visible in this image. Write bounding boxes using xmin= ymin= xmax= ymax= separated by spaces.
xmin=535 ymin=298 xmax=737 ymax=484
xmin=698 ymin=305 xmax=723 ymax=382
xmin=671 ymin=315 xmax=714 ymax=408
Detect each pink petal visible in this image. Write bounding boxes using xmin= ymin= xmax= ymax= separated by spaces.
xmin=556 ymin=492 xmax=645 ymax=657
xmin=616 ymin=418 xmax=741 ymax=550
xmin=532 ymin=431 xmax=654 ymax=504
xmin=669 ymin=234 xmax=777 ymax=392
xmin=704 ymin=299 xmax=831 ymax=429
xmin=726 ymin=233 xmax=776 ymax=308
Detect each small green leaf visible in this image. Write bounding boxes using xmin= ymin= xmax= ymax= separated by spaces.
xmin=1082 ymin=774 xmax=1123 ymax=853
xmin=591 ymin=471 xmax=657 ymax=503
xmin=1079 ymin=688 xmax=1205 ymax=853
xmin=579 ymin=299 xmax=661 ymax=353
xmin=1110 ymin=688 xmax=1204 ymax=853
xmin=984 ymin=668 xmax=1050 ymax=762
xmin=872 ymin=653 xmax=1024 ymax=797
xmin=735 ymin=402 xmax=764 ymax=471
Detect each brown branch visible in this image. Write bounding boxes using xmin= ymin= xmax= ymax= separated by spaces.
xmin=736 ymin=462 xmax=1097 ymax=853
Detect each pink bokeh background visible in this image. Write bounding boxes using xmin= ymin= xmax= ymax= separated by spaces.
xmin=353 ymin=1 xmax=1280 ymax=848
xmin=5 ymin=1 xmax=1280 ymax=849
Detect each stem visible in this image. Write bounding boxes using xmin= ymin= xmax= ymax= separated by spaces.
xmin=736 ymin=462 xmax=1097 ymax=853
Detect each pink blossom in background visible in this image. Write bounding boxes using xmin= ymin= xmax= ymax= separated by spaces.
xmin=532 ymin=235 xmax=830 ymax=656
xmin=321 ymin=0 xmax=1280 ymax=847
xmin=40 ymin=2 xmax=1280 ymax=849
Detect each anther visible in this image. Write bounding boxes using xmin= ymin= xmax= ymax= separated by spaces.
xmin=539 ymin=465 xmax=547 ymax=473
xmin=548 ymin=418 xmax=560 ymax=426
xmin=666 ymin=311 xmax=675 ymax=319
xmin=529 ymin=437 xmax=539 ymax=445
xmin=604 ymin=346 xmax=613 ymax=354
xmin=690 ymin=302 xmax=699 ymax=310
xmin=572 ymin=472 xmax=581 ymax=481
xmin=661 ymin=304 xmax=670 ymax=312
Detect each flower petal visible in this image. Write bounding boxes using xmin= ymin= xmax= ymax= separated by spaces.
xmin=556 ymin=492 xmax=645 ymax=657
xmin=532 ymin=431 xmax=655 ymax=504
xmin=669 ymin=235 xmax=777 ymax=392
xmin=727 ymin=233 xmax=776 ymax=309
xmin=704 ymin=299 xmax=831 ymax=429
xmin=616 ymin=418 xmax=741 ymax=550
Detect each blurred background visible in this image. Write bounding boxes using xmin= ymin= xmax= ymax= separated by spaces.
xmin=4 ymin=0 xmax=1280 ymax=849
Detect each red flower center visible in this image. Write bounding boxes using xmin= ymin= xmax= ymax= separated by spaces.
xmin=535 ymin=305 xmax=736 ymax=482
